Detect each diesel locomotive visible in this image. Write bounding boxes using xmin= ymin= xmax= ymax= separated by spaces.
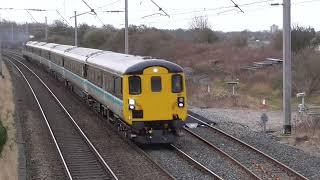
xmin=22 ymin=41 xmax=187 ymax=144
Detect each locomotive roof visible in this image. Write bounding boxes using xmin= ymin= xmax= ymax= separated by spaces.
xmin=25 ymin=41 xmax=183 ymax=75
xmin=87 ymin=52 xmax=183 ymax=75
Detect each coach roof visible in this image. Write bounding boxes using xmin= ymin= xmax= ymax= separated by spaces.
xmin=25 ymin=41 xmax=183 ymax=75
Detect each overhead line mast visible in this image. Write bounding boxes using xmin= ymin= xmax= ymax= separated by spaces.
xmin=125 ymin=0 xmax=129 ymax=54
xmin=282 ymin=0 xmax=292 ymax=134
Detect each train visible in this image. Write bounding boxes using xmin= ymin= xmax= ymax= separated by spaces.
xmin=22 ymin=41 xmax=187 ymax=144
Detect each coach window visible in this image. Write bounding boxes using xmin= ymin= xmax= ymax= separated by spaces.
xmin=172 ymin=74 xmax=183 ymax=93
xmin=97 ymin=70 xmax=103 ymax=87
xmin=151 ymin=76 xmax=162 ymax=92
xmin=114 ymin=77 xmax=122 ymax=98
xmin=129 ymin=76 xmax=141 ymax=95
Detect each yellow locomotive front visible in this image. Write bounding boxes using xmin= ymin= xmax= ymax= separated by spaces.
xmin=122 ymin=62 xmax=187 ymax=144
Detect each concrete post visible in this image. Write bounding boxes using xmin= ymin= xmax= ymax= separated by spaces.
xmin=283 ymin=0 xmax=292 ymax=134
xmin=125 ymin=0 xmax=129 ymax=54
xmin=45 ymin=16 xmax=48 ymax=42
xmin=74 ymin=11 xmax=78 ymax=47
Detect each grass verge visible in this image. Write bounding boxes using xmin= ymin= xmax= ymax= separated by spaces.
xmin=0 ymin=118 xmax=7 ymax=155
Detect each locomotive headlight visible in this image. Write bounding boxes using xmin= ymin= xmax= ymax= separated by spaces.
xmin=178 ymin=97 xmax=184 ymax=108
xmin=129 ymin=105 xmax=135 ymax=110
xmin=129 ymin=99 xmax=135 ymax=110
xmin=129 ymin=99 xmax=135 ymax=105
xmin=153 ymin=68 xmax=158 ymax=73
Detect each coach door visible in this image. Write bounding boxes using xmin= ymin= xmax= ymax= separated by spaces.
xmin=142 ymin=67 xmax=172 ymax=121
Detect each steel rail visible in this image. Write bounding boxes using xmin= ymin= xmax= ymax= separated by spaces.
xmin=6 ymin=54 xmax=118 ymax=180
xmin=170 ymin=144 xmax=223 ymax=180
xmin=188 ymin=114 xmax=308 ymax=180
xmin=128 ymin=143 xmax=176 ymax=180
xmin=5 ymin=58 xmax=73 ymax=180
xmin=183 ymin=127 xmax=261 ymax=180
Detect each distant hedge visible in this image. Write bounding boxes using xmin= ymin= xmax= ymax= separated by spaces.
xmin=0 ymin=119 xmax=7 ymax=155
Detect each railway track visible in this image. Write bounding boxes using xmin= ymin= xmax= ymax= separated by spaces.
xmin=6 ymin=50 xmax=309 ymax=179
xmin=141 ymin=143 xmax=223 ymax=179
xmin=183 ymin=127 xmax=261 ymax=179
xmin=6 ymin=51 xmax=176 ymax=179
xmin=170 ymin=144 xmax=223 ymax=179
xmin=187 ymin=114 xmax=308 ymax=180
xmin=5 ymin=55 xmax=118 ymax=180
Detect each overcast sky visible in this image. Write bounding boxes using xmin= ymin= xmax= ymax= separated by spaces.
xmin=1 ymin=0 xmax=320 ymax=32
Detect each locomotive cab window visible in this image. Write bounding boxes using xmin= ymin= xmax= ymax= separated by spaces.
xmin=151 ymin=76 xmax=162 ymax=92
xmin=129 ymin=76 xmax=141 ymax=95
xmin=172 ymin=74 xmax=183 ymax=93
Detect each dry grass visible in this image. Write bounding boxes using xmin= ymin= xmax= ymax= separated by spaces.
xmin=174 ymin=41 xmax=281 ymax=75
xmin=249 ymin=83 xmax=273 ymax=95
xmin=0 ymin=64 xmax=18 ymax=180
xmin=177 ymin=41 xmax=283 ymax=109
xmin=280 ymin=115 xmax=320 ymax=157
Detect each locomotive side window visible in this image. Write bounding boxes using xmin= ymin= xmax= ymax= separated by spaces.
xmin=129 ymin=76 xmax=141 ymax=95
xmin=114 ymin=77 xmax=122 ymax=98
xmin=103 ymin=72 xmax=114 ymax=92
xmin=172 ymin=74 xmax=183 ymax=93
xmin=151 ymin=76 xmax=162 ymax=92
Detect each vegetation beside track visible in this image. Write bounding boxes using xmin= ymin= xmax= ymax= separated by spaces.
xmin=0 ymin=116 xmax=7 ymax=155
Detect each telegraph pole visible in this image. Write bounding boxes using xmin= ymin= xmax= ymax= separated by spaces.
xmin=11 ymin=23 xmax=14 ymax=42
xmin=283 ymin=0 xmax=292 ymax=134
xmin=26 ymin=22 xmax=29 ymax=40
xmin=124 ymin=0 xmax=129 ymax=54
xmin=74 ymin=11 xmax=78 ymax=47
xmin=45 ymin=16 xmax=48 ymax=42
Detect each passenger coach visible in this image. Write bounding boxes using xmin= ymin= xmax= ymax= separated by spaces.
xmin=23 ymin=41 xmax=187 ymax=144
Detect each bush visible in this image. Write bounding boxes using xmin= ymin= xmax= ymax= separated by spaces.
xmin=293 ymin=49 xmax=320 ymax=94
xmin=271 ymin=25 xmax=318 ymax=52
xmin=0 ymin=119 xmax=7 ymax=155
xmin=231 ymin=31 xmax=248 ymax=47
xmin=82 ymin=29 xmax=111 ymax=49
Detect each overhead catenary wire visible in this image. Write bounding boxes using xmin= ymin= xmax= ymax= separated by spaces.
xmin=96 ymin=0 xmax=123 ymax=9
xmin=1 ymin=0 xmax=319 ymax=29
xmin=155 ymin=0 xmax=276 ymax=17
xmin=56 ymin=9 xmax=71 ymax=26
xmin=118 ymin=0 xmax=317 ymax=29
xmin=135 ymin=0 xmax=319 ymax=28
xmin=149 ymin=0 xmax=170 ymax=17
xmin=142 ymin=12 xmax=166 ymax=19
xmin=230 ymin=0 xmax=245 ymax=13
xmin=78 ymin=0 xmax=109 ymax=27
xmin=26 ymin=10 xmax=39 ymax=23
xmin=80 ymin=0 xmax=97 ymax=14
xmin=0 ymin=7 xmax=47 ymax=11
xmin=132 ymin=0 xmax=281 ymax=27
xmin=134 ymin=0 xmax=318 ymax=25
xmin=100 ymin=10 xmax=124 ymax=13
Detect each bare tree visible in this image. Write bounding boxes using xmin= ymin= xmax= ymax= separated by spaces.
xmin=189 ymin=16 xmax=218 ymax=43
xmin=190 ymin=16 xmax=211 ymax=30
